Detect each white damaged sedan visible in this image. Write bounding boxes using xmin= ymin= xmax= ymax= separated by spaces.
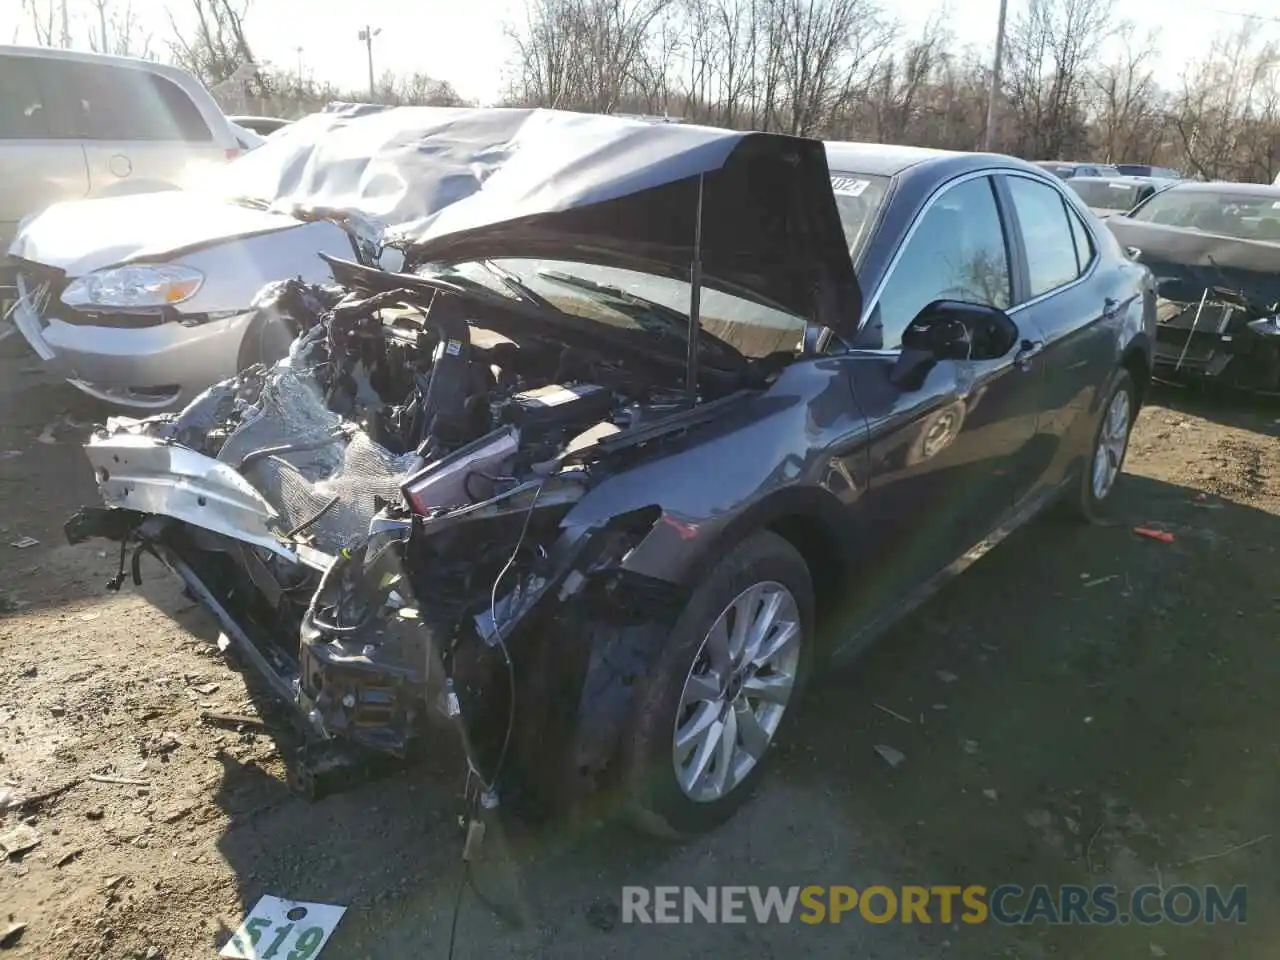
xmin=5 ymin=103 xmax=473 ymax=410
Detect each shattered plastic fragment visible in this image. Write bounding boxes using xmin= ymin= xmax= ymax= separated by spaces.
xmin=874 ymin=744 xmax=906 ymax=768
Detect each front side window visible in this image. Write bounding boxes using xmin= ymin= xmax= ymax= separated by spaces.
xmin=870 ymin=176 xmax=1012 ymax=350
xmin=1068 ymin=203 xmax=1095 ymax=275
xmin=1006 ymin=175 xmax=1083 ymax=298
xmin=0 ymin=55 xmax=51 ymax=140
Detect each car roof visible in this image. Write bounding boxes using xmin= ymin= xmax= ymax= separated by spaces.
xmin=1159 ymin=180 xmax=1280 ymax=198
xmin=0 ymin=43 xmax=202 ymax=87
xmin=1036 ymin=160 xmax=1120 ymax=169
xmin=824 ymin=141 xmax=964 ymax=177
xmin=1070 ymin=174 xmax=1171 ymax=185
xmin=823 ymin=141 xmax=1040 ymax=179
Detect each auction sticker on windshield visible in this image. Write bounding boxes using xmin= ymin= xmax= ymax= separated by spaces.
xmin=220 ymin=895 xmax=346 ymax=959
xmin=831 ymin=176 xmax=870 ymax=197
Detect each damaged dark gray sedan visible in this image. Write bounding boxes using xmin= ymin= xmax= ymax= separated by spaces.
xmin=1106 ymin=180 xmax=1280 ymax=393
xmin=63 ymin=113 xmax=1156 ymax=839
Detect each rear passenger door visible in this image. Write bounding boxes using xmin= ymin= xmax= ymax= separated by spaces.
xmin=40 ymin=59 xmax=223 ymax=197
xmin=996 ymin=172 xmax=1124 ymax=501
xmin=0 ymin=53 xmax=90 ymax=251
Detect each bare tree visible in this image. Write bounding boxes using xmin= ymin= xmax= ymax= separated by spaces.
xmin=1174 ymin=26 xmax=1280 ymax=181
xmin=768 ymin=0 xmax=890 ymax=135
xmin=1003 ymin=0 xmax=1114 ymax=158
xmin=1088 ymin=25 xmax=1166 ymax=163
xmin=86 ymin=0 xmax=154 ymax=58
xmin=506 ymin=0 xmax=674 ymax=112
xmin=168 ymin=0 xmax=261 ymax=90
xmin=21 ymin=0 xmax=59 ymax=46
xmin=860 ymin=14 xmax=947 ymax=143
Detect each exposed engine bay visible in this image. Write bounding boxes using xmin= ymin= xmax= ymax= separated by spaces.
xmin=65 ymin=256 xmax=773 ymax=805
xmin=1153 ymin=279 xmax=1280 ymax=393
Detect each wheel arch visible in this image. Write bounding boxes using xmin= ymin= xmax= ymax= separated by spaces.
xmin=686 ymin=484 xmax=857 ymax=618
xmin=1121 ymin=334 xmax=1152 ymax=408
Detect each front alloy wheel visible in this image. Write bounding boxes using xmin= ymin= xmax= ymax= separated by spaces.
xmin=673 ymin=581 xmax=801 ymax=803
xmin=621 ymin=531 xmax=813 ymax=839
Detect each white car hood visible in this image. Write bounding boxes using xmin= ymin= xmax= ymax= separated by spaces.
xmin=8 ymin=191 xmax=303 ymax=277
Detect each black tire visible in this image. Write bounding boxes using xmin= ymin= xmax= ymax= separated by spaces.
xmin=619 ymin=530 xmax=814 ymax=840
xmin=1066 ymin=369 xmax=1137 ymax=524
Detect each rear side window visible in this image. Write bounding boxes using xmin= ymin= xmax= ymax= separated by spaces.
xmin=1068 ymin=207 xmax=1095 ymax=274
xmin=45 ymin=61 xmax=213 ymax=142
xmin=1006 ymin=176 xmax=1084 ymax=299
xmin=0 ymin=55 xmax=51 ymax=139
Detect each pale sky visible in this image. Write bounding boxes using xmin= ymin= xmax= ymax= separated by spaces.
xmin=3 ymin=0 xmax=1279 ymax=107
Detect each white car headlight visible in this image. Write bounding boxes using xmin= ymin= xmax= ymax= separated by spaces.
xmin=62 ymin=264 xmax=205 ymax=309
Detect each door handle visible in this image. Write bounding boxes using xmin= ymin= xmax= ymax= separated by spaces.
xmin=1014 ymin=338 xmax=1044 ymax=371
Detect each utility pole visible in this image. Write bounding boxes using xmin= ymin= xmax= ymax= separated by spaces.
xmin=358 ymin=26 xmax=381 ymax=102
xmin=296 ymin=45 xmax=304 ymax=84
xmin=982 ymin=0 xmax=1009 ymax=153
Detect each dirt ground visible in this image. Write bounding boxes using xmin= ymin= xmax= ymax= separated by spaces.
xmin=1 ymin=338 xmax=1278 ymax=960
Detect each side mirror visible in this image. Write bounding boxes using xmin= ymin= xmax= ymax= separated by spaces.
xmin=891 ymin=300 xmax=1019 ymax=390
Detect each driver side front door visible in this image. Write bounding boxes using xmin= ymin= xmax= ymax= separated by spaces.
xmin=840 ymin=173 xmax=1046 ymax=630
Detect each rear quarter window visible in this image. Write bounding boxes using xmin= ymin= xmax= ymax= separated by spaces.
xmin=44 ymin=61 xmax=213 ymax=143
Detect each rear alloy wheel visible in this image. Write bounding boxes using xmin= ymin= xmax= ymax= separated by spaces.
xmin=1069 ymin=369 xmax=1136 ymax=523
xmin=621 ymin=531 xmax=813 ymax=839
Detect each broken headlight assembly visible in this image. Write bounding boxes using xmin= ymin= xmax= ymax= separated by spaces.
xmin=62 ymin=264 xmax=205 ymax=309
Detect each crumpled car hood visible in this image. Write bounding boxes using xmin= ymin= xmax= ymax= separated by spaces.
xmin=1107 ymin=217 xmax=1280 ymax=306
xmin=204 ymin=103 xmax=863 ymax=330
xmin=8 ymin=191 xmax=304 ymax=277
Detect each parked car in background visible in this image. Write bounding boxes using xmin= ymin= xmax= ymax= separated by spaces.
xmin=7 ymin=104 xmax=483 ymax=409
xmin=1065 ymin=175 xmax=1177 ymax=218
xmin=1033 ymin=161 xmax=1124 ymax=180
xmin=0 ymin=45 xmax=247 ymax=308
xmin=1106 ymin=180 xmax=1280 ymax=393
xmin=63 ymin=117 xmax=1155 ymax=836
xmin=1115 ymin=163 xmax=1181 ymax=179
xmin=228 ymin=115 xmax=292 ymax=136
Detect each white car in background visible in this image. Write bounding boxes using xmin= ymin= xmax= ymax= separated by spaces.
xmin=0 ymin=45 xmax=248 ymax=308
xmin=6 ymin=104 xmax=480 ymax=409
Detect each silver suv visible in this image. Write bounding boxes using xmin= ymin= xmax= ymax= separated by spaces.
xmin=1 ymin=45 xmax=244 ymax=307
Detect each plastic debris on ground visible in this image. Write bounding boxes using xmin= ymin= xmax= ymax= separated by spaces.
xmin=873 ymin=745 xmax=906 ymax=768
xmin=1133 ymin=527 xmax=1175 ymax=543
xmin=0 ymin=823 xmax=41 ymax=858
xmin=8 ymin=537 xmax=38 ymax=549
xmin=220 ymin=895 xmax=347 ymax=959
